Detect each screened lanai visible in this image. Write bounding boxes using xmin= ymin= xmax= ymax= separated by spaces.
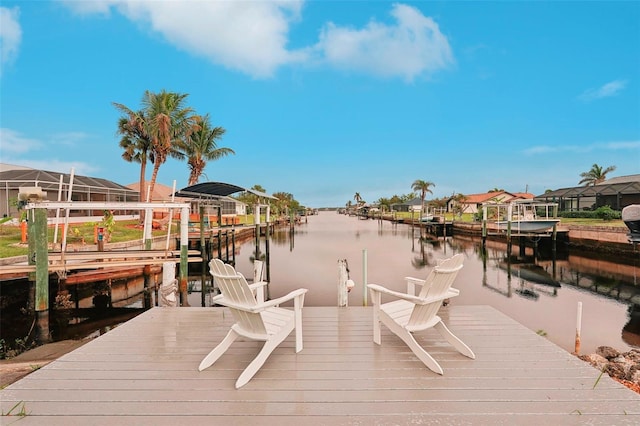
xmin=0 ymin=167 xmax=139 ymax=218
xmin=534 ymin=175 xmax=640 ymax=211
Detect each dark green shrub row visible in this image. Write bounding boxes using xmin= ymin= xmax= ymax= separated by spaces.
xmin=558 ymin=206 xmax=621 ymax=220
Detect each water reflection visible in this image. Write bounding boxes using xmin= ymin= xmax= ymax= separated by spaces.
xmin=222 ymin=211 xmax=640 ymax=355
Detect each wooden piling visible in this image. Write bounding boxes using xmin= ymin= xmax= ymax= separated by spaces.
xmin=31 ymin=207 xmax=50 ymax=343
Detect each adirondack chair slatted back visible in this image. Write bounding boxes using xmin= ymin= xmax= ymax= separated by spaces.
xmin=408 ymin=254 xmax=464 ymax=328
xmin=209 ymin=259 xmax=266 ymax=335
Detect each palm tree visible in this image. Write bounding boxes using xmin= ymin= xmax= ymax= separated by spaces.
xmin=579 ymin=163 xmax=617 ymax=186
xmin=411 ymin=179 xmax=435 ymax=218
xmin=179 ymin=114 xmax=234 ymax=185
xmin=354 ymin=192 xmax=363 ymax=205
xmin=113 ymin=106 xmax=152 ymax=203
xmin=142 ymin=90 xmax=195 ymax=199
xmin=450 ymin=193 xmax=467 ymax=217
xmin=271 ymin=192 xmax=301 ymax=217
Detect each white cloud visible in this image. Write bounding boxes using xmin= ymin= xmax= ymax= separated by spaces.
xmin=0 ymin=6 xmax=22 ymax=66
xmin=0 ymin=128 xmax=97 ymax=175
xmin=0 ymin=128 xmax=41 ymax=154
xmin=524 ymin=140 xmax=640 ymax=155
xmin=59 ymin=1 xmax=452 ymax=81
xmin=314 ymin=3 xmax=454 ymax=81
xmin=9 ymin=159 xmax=98 ymax=176
xmin=60 ymin=0 xmax=116 ymax=15
xmin=579 ymin=79 xmax=628 ymax=102
xmin=61 ymin=0 xmax=306 ymax=78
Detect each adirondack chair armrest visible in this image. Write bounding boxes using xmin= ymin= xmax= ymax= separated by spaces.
xmin=252 ymin=288 xmax=308 ymax=311
xmin=367 ymin=284 xmax=426 ymax=305
xmin=248 ymin=281 xmax=268 ymax=291
xmin=209 ymin=295 xmax=251 ymax=311
xmin=368 ymin=284 xmax=459 ymax=305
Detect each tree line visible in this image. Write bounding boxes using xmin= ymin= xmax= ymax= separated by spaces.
xmin=350 ymin=163 xmax=617 ymax=215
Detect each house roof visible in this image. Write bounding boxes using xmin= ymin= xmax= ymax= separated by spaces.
xmin=511 ymin=192 xmax=535 ymax=200
xmin=127 ymin=182 xmax=186 ymax=201
xmin=535 ymin=175 xmax=640 ymax=200
xmin=536 ymin=181 xmax=640 ymax=199
xmin=460 ymin=191 xmax=512 ymax=204
xmin=174 ymin=182 xmax=277 ymax=200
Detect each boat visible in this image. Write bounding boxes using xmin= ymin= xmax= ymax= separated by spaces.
xmin=419 ymin=214 xmax=434 ymax=222
xmin=496 ymin=219 xmax=561 ymax=233
xmin=622 ymin=204 xmax=640 ymax=243
xmin=494 ymin=200 xmax=560 ymax=233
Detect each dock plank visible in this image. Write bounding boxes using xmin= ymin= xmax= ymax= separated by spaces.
xmin=1 ymin=305 xmax=638 ymax=425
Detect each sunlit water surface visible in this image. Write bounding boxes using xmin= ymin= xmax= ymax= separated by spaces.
xmin=194 ymin=211 xmax=640 ymax=355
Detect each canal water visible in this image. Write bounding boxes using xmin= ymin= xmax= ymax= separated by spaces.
xmin=194 ymin=211 xmax=640 ymax=355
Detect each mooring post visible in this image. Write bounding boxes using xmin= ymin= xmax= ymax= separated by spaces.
xmin=144 ymin=207 xmax=153 ymax=250
xmin=481 ymin=204 xmax=487 ymax=248
xmin=231 ymin=228 xmax=236 ymax=265
xmin=200 ymin=205 xmax=206 ymax=307
xmin=362 ymin=249 xmax=368 ymax=307
xmin=265 ymin=221 xmax=271 ymax=286
xmin=30 ymin=207 xmax=50 ymax=343
xmin=225 ymin=230 xmax=230 ymax=262
xmin=574 ymin=301 xmax=582 ymax=355
xmin=179 ymin=206 xmax=190 ymax=307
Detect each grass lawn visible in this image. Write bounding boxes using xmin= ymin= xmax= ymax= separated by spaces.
xmin=0 ymin=220 xmax=175 ymax=258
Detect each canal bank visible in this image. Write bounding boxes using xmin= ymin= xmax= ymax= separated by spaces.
xmin=414 ymin=219 xmax=639 ymax=259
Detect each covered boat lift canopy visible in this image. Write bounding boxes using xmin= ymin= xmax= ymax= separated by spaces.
xmin=174 ymin=182 xmax=276 ymax=200
xmin=174 ymin=182 xmax=276 ymax=225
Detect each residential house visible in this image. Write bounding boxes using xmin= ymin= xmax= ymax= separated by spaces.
xmin=391 ymin=197 xmax=423 ymax=213
xmin=534 ymin=175 xmax=640 ymax=211
xmin=447 ymin=191 xmax=534 ymax=215
xmin=0 ymin=164 xmax=138 ymax=220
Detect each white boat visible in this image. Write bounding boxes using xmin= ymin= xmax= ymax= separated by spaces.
xmin=492 ymin=200 xmax=560 ymax=233
xmin=419 ymin=214 xmax=434 ymax=222
xmin=496 ymin=219 xmax=560 ymax=233
xmin=622 ymin=204 xmax=640 ymax=243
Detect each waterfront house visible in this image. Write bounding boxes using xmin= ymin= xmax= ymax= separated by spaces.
xmin=447 ymin=191 xmax=534 ymax=214
xmin=534 ymin=174 xmax=640 ymax=211
xmin=0 ymin=163 xmax=138 ymax=220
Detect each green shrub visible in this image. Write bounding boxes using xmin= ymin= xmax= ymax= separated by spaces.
xmin=594 ymin=206 xmax=620 ymax=221
xmin=558 ymin=206 xmax=621 ymax=220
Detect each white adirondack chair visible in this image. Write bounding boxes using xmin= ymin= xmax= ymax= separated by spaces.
xmin=199 ymin=258 xmax=308 ymax=388
xmin=367 ymin=253 xmax=475 ymax=375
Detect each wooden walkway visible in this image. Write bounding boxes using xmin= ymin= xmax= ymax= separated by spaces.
xmin=1 ymin=305 xmax=638 ymax=425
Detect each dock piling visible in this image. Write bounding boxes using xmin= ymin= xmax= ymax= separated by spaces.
xmin=574 ymin=301 xmax=582 ymax=355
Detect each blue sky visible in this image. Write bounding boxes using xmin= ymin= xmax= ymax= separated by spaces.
xmin=1 ymin=1 xmax=638 ymax=208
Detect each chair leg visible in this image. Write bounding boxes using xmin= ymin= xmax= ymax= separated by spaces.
xmin=294 ymin=295 xmax=304 ymax=353
xmin=236 ymin=339 xmax=280 ymax=388
xmin=434 ymin=321 xmax=475 ymax=359
xmin=382 ymin=316 xmax=443 ymax=375
xmin=371 ymin=291 xmax=381 ymax=345
xmin=198 ymin=328 xmax=239 ymax=371
xmin=401 ymin=331 xmax=444 ymax=375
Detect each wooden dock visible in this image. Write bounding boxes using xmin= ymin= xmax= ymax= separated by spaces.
xmin=1 ymin=305 xmax=638 ymax=425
